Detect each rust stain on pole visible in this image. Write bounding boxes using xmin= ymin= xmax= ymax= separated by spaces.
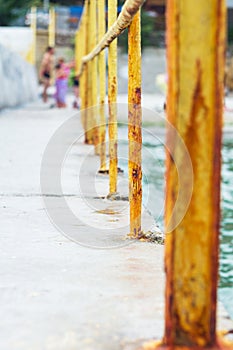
xmin=164 ymin=0 xmax=227 ymax=348
xmin=128 ymin=10 xmax=142 ymax=238
xmin=108 ymin=0 xmax=118 ymax=195
xmin=98 ymin=0 xmax=107 ymax=171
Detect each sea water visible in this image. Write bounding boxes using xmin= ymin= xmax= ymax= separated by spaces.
xmin=118 ymin=127 xmax=233 ymax=318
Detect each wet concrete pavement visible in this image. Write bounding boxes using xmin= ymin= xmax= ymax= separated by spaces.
xmin=1 ymin=94 xmax=233 ymax=350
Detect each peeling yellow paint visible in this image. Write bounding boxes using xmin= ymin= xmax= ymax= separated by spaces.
xmin=85 ymin=0 xmax=94 ymax=144
xmin=108 ymin=0 xmax=118 ymax=195
xmin=98 ymin=0 xmax=107 ymax=171
xmin=128 ymin=10 xmax=142 ymax=238
xmin=90 ymin=0 xmax=99 ymax=153
xmin=165 ymin=0 xmax=226 ymax=347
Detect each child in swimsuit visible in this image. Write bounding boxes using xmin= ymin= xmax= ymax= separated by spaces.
xmin=54 ymin=58 xmax=75 ymax=108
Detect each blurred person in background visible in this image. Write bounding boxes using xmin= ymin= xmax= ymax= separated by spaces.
xmin=39 ymin=46 xmax=55 ymax=103
xmin=54 ymin=58 xmax=74 ymax=108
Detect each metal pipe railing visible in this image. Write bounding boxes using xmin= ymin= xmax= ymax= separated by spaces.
xmin=74 ymin=1 xmax=231 ymax=348
xmin=77 ymin=0 xmax=145 ymax=77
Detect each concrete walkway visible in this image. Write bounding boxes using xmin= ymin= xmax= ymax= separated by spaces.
xmin=1 ymin=94 xmax=233 ymax=350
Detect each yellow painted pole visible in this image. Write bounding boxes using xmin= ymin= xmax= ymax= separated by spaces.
xmin=76 ymin=1 xmax=146 ymax=148
xmin=83 ymin=5 xmax=91 ymax=144
xmin=98 ymin=0 xmax=107 ymax=171
xmin=85 ymin=0 xmax=94 ymax=144
xmin=26 ymin=7 xmax=37 ymax=65
xmin=48 ymin=7 xmax=56 ymax=47
xmin=163 ymin=0 xmax=227 ymax=348
xmin=31 ymin=7 xmax=37 ymax=65
xmin=128 ymin=10 xmax=142 ymax=238
xmin=78 ymin=2 xmax=89 ymax=143
xmin=90 ymin=0 xmax=99 ymax=153
xmin=75 ymin=25 xmax=83 ymax=80
xmin=77 ymin=25 xmax=85 ymax=128
xmin=74 ymin=30 xmax=80 ymax=74
xmin=108 ymin=0 xmax=118 ymax=195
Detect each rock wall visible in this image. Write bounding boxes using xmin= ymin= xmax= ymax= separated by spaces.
xmin=0 ymin=27 xmax=33 ymax=58
xmin=0 ymin=44 xmax=38 ymax=109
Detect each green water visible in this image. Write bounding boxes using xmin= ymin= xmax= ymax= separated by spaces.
xmin=118 ymin=129 xmax=233 ymax=318
xmin=219 ymin=140 xmax=233 ymax=317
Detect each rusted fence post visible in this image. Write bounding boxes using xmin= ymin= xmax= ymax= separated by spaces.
xmin=163 ymin=0 xmax=227 ymax=348
xmin=108 ymin=0 xmax=118 ymax=196
xmin=98 ymin=0 xmax=107 ymax=172
xmin=128 ymin=10 xmax=142 ymax=238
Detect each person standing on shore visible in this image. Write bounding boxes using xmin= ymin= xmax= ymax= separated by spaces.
xmin=54 ymin=58 xmax=74 ymax=108
xmin=39 ymin=46 xmax=55 ymax=103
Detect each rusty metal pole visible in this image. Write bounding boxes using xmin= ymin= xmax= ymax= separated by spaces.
xmin=80 ymin=2 xmax=90 ymax=143
xmin=90 ymin=0 xmax=99 ymax=153
xmin=108 ymin=0 xmax=118 ymax=195
xmin=128 ymin=10 xmax=142 ymax=238
xmin=163 ymin=0 xmax=227 ymax=348
xmin=86 ymin=0 xmax=94 ymax=144
xmin=48 ymin=7 xmax=55 ymax=47
xmin=98 ymin=0 xmax=107 ymax=172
